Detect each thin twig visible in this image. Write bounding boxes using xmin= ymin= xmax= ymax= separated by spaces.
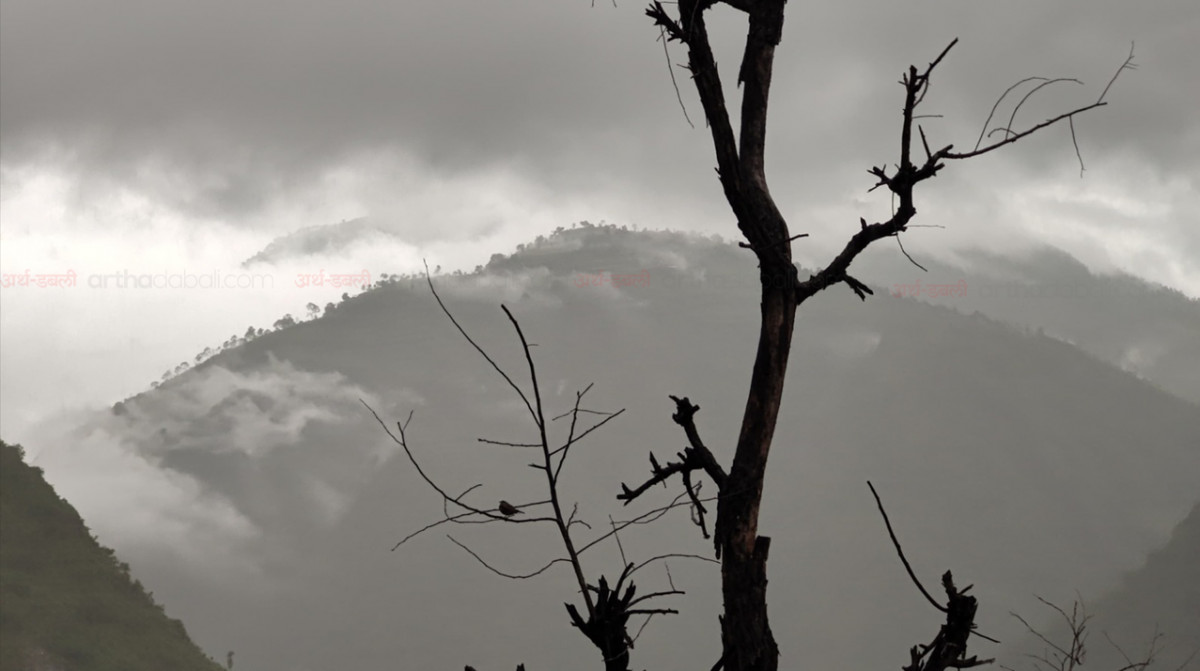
xmin=868 ymin=481 xmax=947 ymax=613
xmin=423 ymin=264 xmax=538 ymax=425
xmin=1098 ymin=42 xmax=1137 ymax=104
xmin=896 ymin=233 xmax=928 ymax=272
xmin=447 ymin=535 xmax=571 ymax=580
xmin=975 ymin=76 xmax=1049 ymax=151
xmin=659 ymin=27 xmax=694 ymax=128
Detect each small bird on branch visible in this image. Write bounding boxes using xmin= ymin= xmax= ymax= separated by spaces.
xmin=498 ymin=500 xmax=522 ymax=517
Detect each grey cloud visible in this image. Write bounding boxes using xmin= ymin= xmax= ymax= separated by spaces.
xmin=1 ymin=0 xmax=1196 ymax=299
xmin=27 ymin=413 xmax=262 ymax=580
xmin=116 ymin=356 xmax=372 ymax=443
xmin=28 ymin=354 xmax=398 ymax=563
xmin=0 ymin=2 xmax=662 ymax=186
xmin=3 ymin=0 xmax=1195 ymax=215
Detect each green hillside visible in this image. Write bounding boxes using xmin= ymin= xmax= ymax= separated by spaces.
xmin=0 ymin=440 xmax=223 ymax=671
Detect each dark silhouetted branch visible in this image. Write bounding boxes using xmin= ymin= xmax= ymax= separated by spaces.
xmin=566 ymin=562 xmax=684 ymax=671
xmin=618 ymin=396 xmax=727 ymax=539
xmin=870 ymin=482 xmax=997 ymax=671
xmin=381 ymin=273 xmax=698 ymax=670
xmin=869 ymin=481 xmax=946 ymax=613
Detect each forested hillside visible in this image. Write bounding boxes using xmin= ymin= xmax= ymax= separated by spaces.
xmin=0 ymin=440 xmax=222 ymax=671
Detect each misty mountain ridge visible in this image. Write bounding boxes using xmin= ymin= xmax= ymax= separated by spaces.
xmin=854 ymin=244 xmax=1200 ymax=406
xmin=242 ymin=220 xmax=1200 ymax=406
xmin=26 ymin=223 xmax=1200 ymax=670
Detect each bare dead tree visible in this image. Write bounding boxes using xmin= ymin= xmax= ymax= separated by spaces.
xmin=619 ymin=2 xmax=1135 ymax=669
xmin=370 ymin=272 xmax=716 ymax=671
xmin=1001 ymin=596 xmax=1187 ymax=671
xmin=380 ymin=4 xmax=1137 ymax=669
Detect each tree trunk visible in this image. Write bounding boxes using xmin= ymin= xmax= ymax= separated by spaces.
xmin=717 ymin=266 xmax=796 ymax=670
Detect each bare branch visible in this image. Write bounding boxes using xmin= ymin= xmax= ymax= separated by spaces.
xmin=629 ymin=552 xmax=720 ymax=576
xmin=1006 ymin=597 xmax=1166 ymax=671
xmin=658 ymin=26 xmax=694 ymax=128
xmin=974 ymin=76 xmax=1050 ymax=152
xmin=948 ymin=101 xmax=1107 ymax=160
xmin=552 ymin=408 xmax=627 ymax=480
xmin=868 ymin=481 xmax=947 ymax=613
xmin=952 ymin=46 xmax=1133 ymax=162
xmin=897 ymin=233 xmax=929 ymax=273
xmin=647 ymin=0 xmax=742 ymax=213
xmin=1004 ymin=78 xmax=1083 ymax=137
xmin=609 ymin=516 xmax=628 ymax=566
xmin=617 ymin=395 xmax=727 ymax=522
xmin=580 ymin=491 xmax=712 ymax=556
xmin=448 ymin=535 xmax=573 ymax=581
xmin=364 ymin=403 xmax=543 ymax=526
xmin=1098 ymin=42 xmax=1138 ymax=104
xmin=423 ymin=264 xmax=538 ymax=426
xmin=478 ymin=437 xmax=542 ymax=448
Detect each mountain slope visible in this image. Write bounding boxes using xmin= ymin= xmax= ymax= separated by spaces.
xmin=0 ymin=440 xmax=222 ymax=671
xmin=1080 ymin=503 xmax=1199 ymax=669
xmin=33 ymin=224 xmax=1200 ymax=671
xmin=855 ymin=246 xmax=1200 ymax=405
xmin=1005 ymin=504 xmax=1199 ymax=671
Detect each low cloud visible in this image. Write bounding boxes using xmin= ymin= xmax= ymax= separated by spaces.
xmin=28 ymin=415 xmax=261 ymax=580
xmin=26 ymin=355 xmax=394 ymax=579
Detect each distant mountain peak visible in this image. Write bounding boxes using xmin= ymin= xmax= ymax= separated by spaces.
xmin=242 ymin=217 xmax=401 ymax=267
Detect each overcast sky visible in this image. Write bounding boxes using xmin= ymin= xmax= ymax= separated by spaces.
xmin=1 ymin=0 xmax=1198 ymax=441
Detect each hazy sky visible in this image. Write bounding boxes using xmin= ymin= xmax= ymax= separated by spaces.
xmin=2 ymin=0 xmax=1198 ymax=440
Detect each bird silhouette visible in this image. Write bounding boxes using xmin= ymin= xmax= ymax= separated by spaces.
xmin=498 ymin=500 xmax=522 ymax=517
